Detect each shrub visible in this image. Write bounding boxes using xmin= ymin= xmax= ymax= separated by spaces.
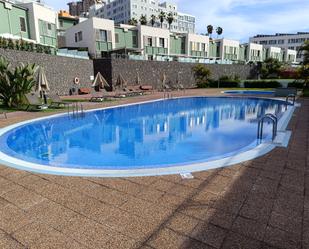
xmin=288 ymin=81 xmax=305 ymax=89
xmin=244 ymin=80 xmax=281 ymax=88
xmin=192 ymin=64 xmax=211 ymax=88
xmin=0 ymin=56 xmax=37 ymax=107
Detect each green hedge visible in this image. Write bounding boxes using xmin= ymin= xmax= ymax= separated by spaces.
xmin=0 ymin=37 xmax=54 ymax=55
xmin=244 ymin=80 xmax=281 ymax=88
xmin=209 ymin=80 xmax=240 ymax=88
xmin=288 ymin=82 xmax=305 ymax=89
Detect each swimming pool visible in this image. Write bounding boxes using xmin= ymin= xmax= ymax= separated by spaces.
xmin=224 ymin=90 xmax=275 ymax=95
xmin=0 ymin=97 xmax=294 ymax=177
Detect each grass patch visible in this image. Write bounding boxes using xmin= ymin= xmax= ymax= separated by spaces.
xmin=224 ymin=88 xmax=274 ymax=91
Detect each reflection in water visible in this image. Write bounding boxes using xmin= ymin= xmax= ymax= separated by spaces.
xmin=1 ymin=97 xmax=288 ymax=169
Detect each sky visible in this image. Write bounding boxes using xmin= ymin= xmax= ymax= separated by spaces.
xmin=46 ymin=0 xmax=309 ymax=42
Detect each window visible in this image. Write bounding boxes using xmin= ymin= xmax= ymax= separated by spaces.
xmin=147 ymin=37 xmax=152 ymax=46
xmin=97 ymin=30 xmax=107 ymax=42
xmin=75 ymin=31 xmax=82 ymax=42
xmin=159 ymin=38 xmax=164 ymax=47
xmin=115 ymin=33 xmax=119 ymax=43
xmin=19 ymin=17 xmax=26 ymax=32
xmin=47 ymin=23 xmax=52 ymax=30
xmin=59 ymin=20 xmax=64 ymax=28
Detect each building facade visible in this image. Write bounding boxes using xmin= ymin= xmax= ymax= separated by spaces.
xmin=89 ymin=0 xmax=195 ymax=34
xmin=68 ymin=0 xmax=102 ymax=16
xmin=64 ymin=17 xmax=297 ymax=64
xmin=249 ymin=32 xmax=309 ymax=63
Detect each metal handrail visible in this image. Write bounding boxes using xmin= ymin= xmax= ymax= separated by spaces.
xmin=163 ymin=92 xmax=172 ymax=99
xmin=257 ymin=113 xmax=278 ymax=141
xmin=68 ymin=103 xmax=85 ymax=118
xmin=286 ymin=94 xmax=296 ymax=110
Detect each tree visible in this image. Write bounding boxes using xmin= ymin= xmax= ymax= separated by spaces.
xmin=298 ymin=41 xmax=309 ymax=87
xmin=128 ymin=18 xmax=138 ymax=26
xmin=260 ymin=58 xmax=283 ymax=79
xmin=207 ymin=25 xmax=214 ymax=38
xmin=158 ymin=11 xmax=166 ymax=28
xmin=167 ymin=12 xmax=174 ymax=30
xmin=216 ymin=27 xmax=223 ymax=38
xmin=150 ymin=14 xmax=156 ymax=27
xmin=192 ymin=64 xmax=212 ymax=88
xmin=0 ymin=56 xmax=37 ymax=107
xmin=139 ymin=15 xmax=147 ymax=25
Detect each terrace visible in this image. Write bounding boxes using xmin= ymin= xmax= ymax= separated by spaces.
xmin=0 ymin=89 xmax=308 ymax=249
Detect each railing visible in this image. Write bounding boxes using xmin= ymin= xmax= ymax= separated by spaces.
xmin=257 ymin=113 xmax=278 ymax=141
xmin=163 ymin=92 xmax=173 ymax=99
xmin=286 ymin=94 xmax=296 ymax=110
xmin=67 ymin=103 xmax=85 ymax=118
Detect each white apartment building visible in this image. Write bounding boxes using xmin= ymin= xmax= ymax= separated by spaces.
xmin=65 ymin=17 xmax=115 ymax=57
xmin=89 ymin=0 xmax=195 ymax=33
xmin=17 ymin=1 xmax=58 ymax=47
xmin=249 ymin=32 xmax=309 ymax=63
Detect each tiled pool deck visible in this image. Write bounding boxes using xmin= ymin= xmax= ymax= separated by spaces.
xmin=0 ymin=89 xmax=308 ymax=249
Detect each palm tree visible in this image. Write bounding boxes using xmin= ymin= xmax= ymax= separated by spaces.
xmin=207 ymin=25 xmax=213 ymax=38
xmin=128 ymin=18 xmax=138 ymax=26
xmin=139 ymin=15 xmax=147 ymax=25
xmin=216 ymin=27 xmax=223 ymax=38
xmin=158 ymin=11 xmax=166 ymax=28
xmin=298 ymin=41 xmax=309 ymax=87
xmin=167 ymin=12 xmax=174 ymax=30
xmin=150 ymin=14 xmax=156 ymax=27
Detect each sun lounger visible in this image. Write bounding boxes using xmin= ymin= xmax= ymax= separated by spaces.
xmin=25 ymin=93 xmax=48 ymax=111
xmin=49 ymin=94 xmax=70 ymax=108
xmin=90 ymin=90 xmax=116 ymax=102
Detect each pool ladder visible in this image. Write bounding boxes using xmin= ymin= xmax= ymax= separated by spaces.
xmin=67 ymin=103 xmax=85 ymax=118
xmin=163 ymin=92 xmax=173 ymax=99
xmin=285 ymin=94 xmax=296 ymax=110
xmin=257 ymin=113 xmax=278 ymax=141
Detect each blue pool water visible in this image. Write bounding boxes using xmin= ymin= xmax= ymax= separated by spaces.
xmin=224 ymin=90 xmax=275 ymax=95
xmin=0 ymin=97 xmax=288 ymax=170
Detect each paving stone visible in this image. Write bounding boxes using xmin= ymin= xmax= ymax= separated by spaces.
xmin=147 ymin=227 xmax=187 ymax=249
xmin=190 ymin=222 xmax=227 ymax=248
xmin=231 ymin=216 xmax=267 ymax=241
xmin=221 ymin=232 xmax=261 ymax=249
xmin=166 ymin=212 xmax=200 ymax=235
xmin=263 ymin=225 xmax=301 ymax=249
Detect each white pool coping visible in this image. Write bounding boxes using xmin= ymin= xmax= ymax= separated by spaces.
xmin=0 ymin=96 xmax=297 ymax=177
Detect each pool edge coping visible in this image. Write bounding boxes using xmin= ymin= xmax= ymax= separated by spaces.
xmin=0 ymin=96 xmax=296 ymax=177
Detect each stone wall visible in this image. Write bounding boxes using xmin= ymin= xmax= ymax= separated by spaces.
xmin=94 ymin=58 xmax=258 ymax=89
xmin=0 ymin=48 xmax=94 ymax=95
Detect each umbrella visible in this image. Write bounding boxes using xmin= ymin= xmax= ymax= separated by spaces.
xmin=92 ymin=72 xmax=110 ymax=89
xmin=136 ymin=72 xmax=141 ymax=86
xmin=160 ymin=72 xmax=166 ymax=87
xmin=116 ymin=74 xmax=127 ymax=89
xmin=35 ymin=66 xmax=50 ymax=92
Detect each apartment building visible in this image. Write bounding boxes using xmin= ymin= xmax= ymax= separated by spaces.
xmin=250 ymin=32 xmax=309 ymax=62
xmin=89 ymin=0 xmax=195 ymax=33
xmin=67 ymin=0 xmax=100 ymax=16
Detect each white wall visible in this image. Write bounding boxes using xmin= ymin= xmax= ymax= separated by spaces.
xmin=186 ymin=33 xmax=209 ymax=57
xmin=138 ymin=25 xmax=170 ymax=54
xmin=18 ymin=2 xmax=57 ymax=44
xmin=65 ymin=17 xmax=115 ymax=55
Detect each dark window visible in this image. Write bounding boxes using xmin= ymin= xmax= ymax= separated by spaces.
xmin=47 ymin=23 xmax=52 ymax=30
xmin=115 ymin=33 xmax=119 ymax=43
xmin=20 ymin=17 xmax=26 ymax=32
xmin=59 ymin=20 xmax=64 ymax=28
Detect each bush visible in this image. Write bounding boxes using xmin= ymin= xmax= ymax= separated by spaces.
xmin=244 ymin=80 xmax=281 ymax=88
xmin=288 ymin=81 xmax=305 ymax=89
xmin=0 ymin=56 xmax=37 ymax=107
xmin=192 ymin=64 xmax=211 ymax=88
xmin=209 ymin=75 xmax=240 ymax=88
